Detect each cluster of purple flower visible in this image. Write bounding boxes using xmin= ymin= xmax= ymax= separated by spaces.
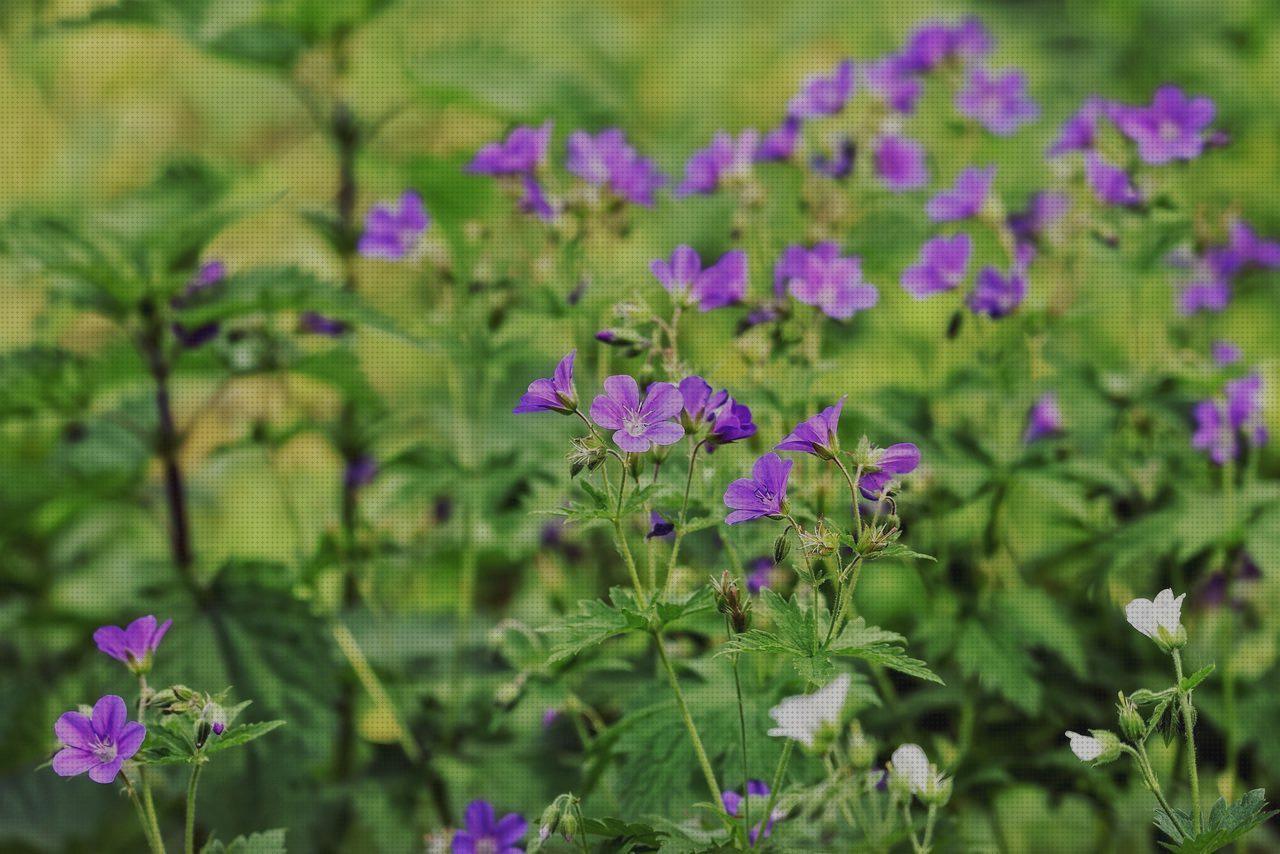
xmin=1193 ymin=372 xmax=1268 ymax=465
xmin=1168 ymin=219 xmax=1280 ymax=314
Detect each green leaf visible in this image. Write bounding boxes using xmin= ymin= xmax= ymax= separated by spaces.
xmin=202 ymin=720 xmax=287 ymax=756
xmin=954 ymin=620 xmax=1041 ymax=714
xmin=200 ymin=828 xmax=288 ymax=853
xmin=1156 ymin=789 xmax=1277 ymax=852
xmin=830 ymin=618 xmax=944 ymax=684
xmin=541 ymin=593 xmax=649 ymax=663
xmin=1179 ymin=663 xmax=1215 ymax=693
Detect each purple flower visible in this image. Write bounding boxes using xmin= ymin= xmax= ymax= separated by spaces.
xmin=357 ymin=191 xmax=430 ymax=260
xmin=1192 ymin=400 xmax=1236 ymax=465
xmin=171 ymin=260 xmax=227 ymax=308
xmin=860 ymin=443 xmax=920 ymax=498
xmin=566 ymin=128 xmax=665 ymax=206
xmin=94 ymin=615 xmax=172 ymax=673
xmin=900 ymin=19 xmax=991 ymax=72
xmin=468 ymin=122 xmax=552 ymax=175
xmin=777 ymin=397 xmax=845 ymax=458
xmin=757 ymin=117 xmax=802 ymax=162
xmin=678 ymin=376 xmax=756 ymax=447
xmin=927 ymin=166 xmax=994 ymax=222
xmin=677 ymin=130 xmax=759 ymax=197
xmin=967 ymin=249 xmax=1030 ymax=318
xmin=52 ymin=695 xmax=146 ymax=784
xmin=651 ymin=246 xmax=748 ymax=311
xmin=1024 ymin=393 xmax=1064 ymax=443
xmin=1048 ymin=97 xmax=1107 ymax=157
xmin=452 ymin=800 xmax=526 ymax=854
xmin=590 ymin=376 xmax=684 ymax=452
xmin=1212 ymin=341 xmax=1243 ymax=366
xmin=863 ymin=55 xmax=924 ymax=113
xmin=1007 ymin=191 xmax=1070 ymax=246
xmin=172 ymin=322 xmax=220 ymax=349
xmin=774 ymin=244 xmax=878 ymax=320
xmin=646 ymin=510 xmax=675 ymax=539
xmin=955 ymin=68 xmax=1038 ymax=136
xmin=1192 ymin=375 xmax=1267 ymax=464
xmin=901 ymin=233 xmax=971 ymax=299
xmin=1084 ymin=153 xmax=1142 ymax=207
xmin=1226 ymin=374 xmax=1268 ymax=446
xmin=1225 ymin=219 xmax=1280 ymax=272
xmin=299 ymin=312 xmax=349 ymax=336
xmin=723 ymin=780 xmax=785 ymax=843
xmin=345 ymin=455 xmax=378 ymax=489
xmin=725 ymin=453 xmax=792 ymax=524
xmin=746 ymin=557 xmax=775 ymax=595
xmin=708 ymin=398 xmax=757 ymax=447
xmin=518 ymin=175 xmax=557 ymax=221
xmin=950 ymin=18 xmax=995 ymax=62
xmin=541 ymin=707 xmax=560 ymax=729
xmin=1112 ymin=85 xmax=1215 ymax=165
xmin=874 ymin=135 xmax=928 ymax=192
xmin=812 ymin=136 xmax=856 ymax=180
xmin=788 ymin=59 xmax=855 ymax=119
xmin=514 ymin=350 xmax=577 ymax=414
xmin=1179 ymin=278 xmax=1232 ymax=315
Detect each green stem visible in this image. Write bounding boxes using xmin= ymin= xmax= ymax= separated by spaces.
xmin=901 ymin=801 xmax=924 ymax=854
xmin=730 ymin=640 xmax=751 ymax=844
xmin=754 ymin=740 xmax=794 ymax=849
xmin=1131 ymin=744 xmax=1190 ymax=837
xmin=611 ymin=458 xmax=645 ymax=598
xmin=663 ymin=441 xmax=703 ymax=596
xmin=184 ymin=763 xmax=203 ymax=854
xmin=1172 ymin=650 xmax=1202 ymax=834
xmin=922 ymin=803 xmax=938 ymax=852
xmin=125 ymin=777 xmax=167 ymax=854
xmin=835 ymin=460 xmax=863 ymax=537
xmin=655 ymin=636 xmax=725 ymax=817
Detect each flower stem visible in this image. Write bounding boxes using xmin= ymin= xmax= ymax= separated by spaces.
xmin=655 ymin=636 xmax=725 ymax=818
xmin=1131 ymin=744 xmax=1190 ymax=837
xmin=184 ymin=763 xmax=203 ymax=854
xmin=611 ymin=460 xmax=645 ymax=598
xmin=728 ymin=632 xmax=751 ymax=843
xmin=901 ymin=801 xmax=925 ymax=854
xmin=754 ymin=740 xmax=793 ymax=849
xmin=125 ymin=776 xmax=167 ymax=854
xmin=922 ymin=803 xmax=938 ymax=852
xmin=1172 ymin=650 xmax=1202 ymax=834
xmin=662 ymin=441 xmax=703 ymax=596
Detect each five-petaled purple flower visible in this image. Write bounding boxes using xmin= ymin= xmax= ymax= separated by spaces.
xmin=1024 ymin=393 xmax=1064 ymax=443
xmin=967 ymin=246 xmax=1032 ymax=318
xmin=788 ymin=59 xmax=855 ymax=119
xmin=452 ymin=800 xmax=527 ymax=854
xmin=757 ymin=117 xmax=802 ymax=162
xmin=725 ymin=453 xmax=793 ymax=524
xmin=468 ymin=122 xmax=553 ymax=176
xmin=860 ymin=443 xmax=921 ymax=498
xmin=899 ymin=18 xmax=992 ymax=72
xmin=646 ymin=510 xmax=676 ymax=539
xmin=927 ymin=166 xmax=995 ymax=222
xmin=1048 ymin=96 xmax=1107 ymax=157
xmin=863 ymin=55 xmax=924 ymax=114
xmin=566 ymin=128 xmax=666 ymax=207
xmin=723 ymin=780 xmax=786 ymax=843
xmin=358 ymin=191 xmax=430 ymax=260
xmin=1084 ymin=153 xmax=1142 ymax=207
xmin=1112 ymin=85 xmax=1216 ymax=165
xmin=955 ymin=68 xmax=1039 ymax=136
xmin=1192 ymin=374 xmax=1268 ymax=464
xmin=651 ymin=246 xmax=748 ymax=311
xmin=775 ymin=244 xmax=878 ymax=320
xmin=590 ymin=376 xmax=684 ymax=452
xmin=777 ymin=397 xmax=845 ymax=458
xmin=901 ymin=233 xmax=971 ymax=299
xmin=94 ymin=615 xmax=172 ymax=673
xmin=679 ymin=376 xmax=757 ymax=448
xmin=514 ymin=351 xmax=577 ymax=415
xmin=1007 ymin=191 xmax=1070 ymax=247
xmin=1212 ymin=341 xmax=1242 ymax=366
xmin=677 ymin=130 xmax=759 ymax=197
xmin=52 ymin=695 xmax=146 ymax=785
xmin=874 ymin=135 xmax=929 ymax=192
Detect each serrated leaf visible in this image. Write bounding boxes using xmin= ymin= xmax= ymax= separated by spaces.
xmin=1179 ymin=663 xmax=1215 ymax=693
xmin=1156 ymin=789 xmax=1276 ymax=852
xmin=541 ymin=595 xmax=649 ymax=663
xmin=200 ymin=828 xmax=288 ymax=853
xmin=830 ymin=618 xmax=943 ymax=684
xmin=202 ymin=720 xmax=286 ymax=756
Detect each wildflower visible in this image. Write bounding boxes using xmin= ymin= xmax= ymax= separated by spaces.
xmin=1212 ymin=341 xmax=1242 ymax=366
xmin=1065 ymin=730 xmax=1122 ymax=765
xmin=888 ymin=743 xmax=931 ymax=795
xmin=299 ymin=312 xmax=349 ymax=336
xmin=722 ymin=780 xmax=786 ymax=843
xmin=1024 ymin=393 xmax=1064 ymax=443
xmin=1112 ymin=85 xmax=1216 ymax=165
xmin=1192 ymin=400 xmax=1236 ymax=464
xmin=357 ymin=191 xmax=430 ymax=260
xmin=899 ymin=18 xmax=991 ymax=72
xmin=1214 ymin=219 xmax=1280 ymax=276
xmin=1006 ymin=191 xmax=1070 ymax=247
xmin=677 ymin=130 xmax=759 ymax=197
xmin=860 ymin=443 xmax=921 ymax=498
xmin=1047 ymin=96 xmax=1107 ymax=157
xmin=1194 ymin=374 xmax=1267 ymax=463
xmin=724 ymin=453 xmax=793 ymax=525
xmin=1125 ymin=588 xmax=1187 ymax=651
xmin=1084 ymin=153 xmax=1142 ymax=207
xmin=863 ymin=55 xmax=923 ymax=113
xmin=968 ymin=246 xmax=1032 ymax=318
xmin=589 ymin=375 xmax=684 ymax=452
xmin=646 ymin=510 xmax=675 ymax=539
xmin=901 ymin=233 xmax=971 ymax=299
xmin=541 ymin=708 xmax=560 ymax=730
xmin=344 ymin=455 xmax=378 ymax=489
xmin=787 ymin=59 xmax=855 ymax=119
xmin=518 ymin=174 xmax=557 ymax=221
xmin=172 ymin=322 xmax=220 ymax=348
xmin=955 ymin=68 xmax=1039 ymax=136
xmin=171 ymin=260 xmax=227 ymax=307
xmin=746 ymin=557 xmax=776 ymax=595
xmin=94 ymin=615 xmax=172 ymax=674
xmin=767 ymin=673 xmax=851 ymax=748
xmin=777 ymin=397 xmax=845 ymax=458
xmin=452 ymin=800 xmax=526 ymax=854
xmin=514 ymin=351 xmax=577 ymax=415
xmin=774 ymin=244 xmax=878 ymax=320
xmin=1178 ymin=276 xmax=1231 ymax=315
xmin=651 ymin=246 xmax=748 ymax=311
xmin=926 ymin=166 xmax=995 ymax=222
xmin=874 ymin=135 xmax=929 ymax=192
xmin=757 ymin=116 xmax=802 ymax=162
xmin=468 ymin=122 xmax=552 ymax=176
xmin=1226 ymin=373 xmax=1268 ymax=447
xmin=566 ymin=128 xmax=665 ymax=206
xmin=811 ymin=135 xmax=856 ymax=180
xmin=52 ymin=695 xmax=146 ymax=784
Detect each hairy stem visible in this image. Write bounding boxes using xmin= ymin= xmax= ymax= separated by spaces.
xmin=1172 ymin=650 xmax=1202 ymax=834
xmin=655 ymin=636 xmax=725 ymax=818
xmin=184 ymin=763 xmax=202 ymax=854
xmin=663 ymin=441 xmax=703 ymax=596
xmin=755 ymin=740 xmax=793 ymax=850
xmin=125 ymin=776 xmax=167 ymax=854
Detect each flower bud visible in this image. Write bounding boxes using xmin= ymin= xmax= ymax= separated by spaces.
xmin=568 ymin=435 xmax=607 ymax=478
xmin=1116 ymin=693 xmax=1145 ymax=742
xmin=847 ymin=721 xmax=876 ymax=770
xmin=773 ymin=531 xmax=791 ymax=565
xmin=1065 ymin=729 xmax=1122 ymax=765
xmin=712 ymin=571 xmax=750 ymax=634
xmin=919 ymin=774 xmax=953 ymax=807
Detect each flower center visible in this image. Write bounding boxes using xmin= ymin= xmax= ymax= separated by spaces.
xmin=622 ymin=411 xmax=648 ymax=437
xmin=92 ymin=738 xmax=118 ymax=764
xmin=474 ymin=840 xmax=498 ymax=854
xmin=1158 ymin=120 xmax=1181 ymax=141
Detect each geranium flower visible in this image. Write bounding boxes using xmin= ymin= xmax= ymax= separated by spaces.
xmin=566 ymin=128 xmax=666 ymax=206
xmin=52 ymin=695 xmax=146 ymax=785
xmin=589 ymin=376 xmax=683 ymax=452
xmin=357 ymin=191 xmax=430 ymax=260
xmin=774 ymin=244 xmax=878 ymax=320
xmin=874 ymin=135 xmax=929 ymax=191
xmin=767 ymin=673 xmax=851 ymax=748
xmin=722 ymin=780 xmax=787 ymax=844
xmin=1024 ymin=393 xmax=1064 ymax=443
xmin=1084 ymin=153 xmax=1142 ymax=207
xmin=1125 ymin=588 xmax=1186 ymax=649
xmin=955 ymin=68 xmax=1038 ymax=136
xmin=863 ymin=55 xmax=924 ymax=113
xmin=94 ymin=615 xmax=172 ymax=674
xmin=468 ymin=122 xmax=552 ymax=175
xmin=452 ymin=800 xmax=526 ymax=854
xmin=677 ymin=130 xmax=759 ymax=196
xmin=1065 ymin=730 xmax=1121 ymax=764
xmin=788 ymin=59 xmax=855 ymax=119
xmin=1112 ymin=85 xmax=1216 ymax=165
xmin=515 ymin=351 xmax=578 ymax=415
xmin=927 ymin=166 xmax=995 ymax=222
xmin=1007 ymin=191 xmax=1070 ymax=246
xmin=1047 ymin=96 xmax=1107 ymax=157
xmin=776 ymin=397 xmax=845 ymax=458
xmin=756 ymin=117 xmax=802 ymax=162
xmin=901 ymin=233 xmax=971 ymax=299
xmin=651 ymin=246 xmax=748 ymax=311
xmin=724 ymin=453 xmax=792 ymax=525
xmin=860 ymin=443 xmax=921 ymax=498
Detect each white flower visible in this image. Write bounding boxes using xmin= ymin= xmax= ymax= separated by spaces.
xmin=767 ymin=673 xmax=850 ymax=748
xmin=1065 ymin=731 xmax=1104 ymax=762
xmin=889 ymin=743 xmax=932 ymax=794
xmin=1125 ymin=588 xmax=1186 ymax=649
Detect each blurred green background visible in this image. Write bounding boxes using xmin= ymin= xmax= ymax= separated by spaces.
xmin=3 ymin=0 xmax=1280 ymax=851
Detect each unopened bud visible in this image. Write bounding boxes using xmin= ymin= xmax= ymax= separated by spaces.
xmin=1116 ymin=693 xmax=1145 ymax=742
xmin=848 ymin=721 xmax=876 ymax=770
xmin=773 ymin=531 xmax=791 ymax=565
